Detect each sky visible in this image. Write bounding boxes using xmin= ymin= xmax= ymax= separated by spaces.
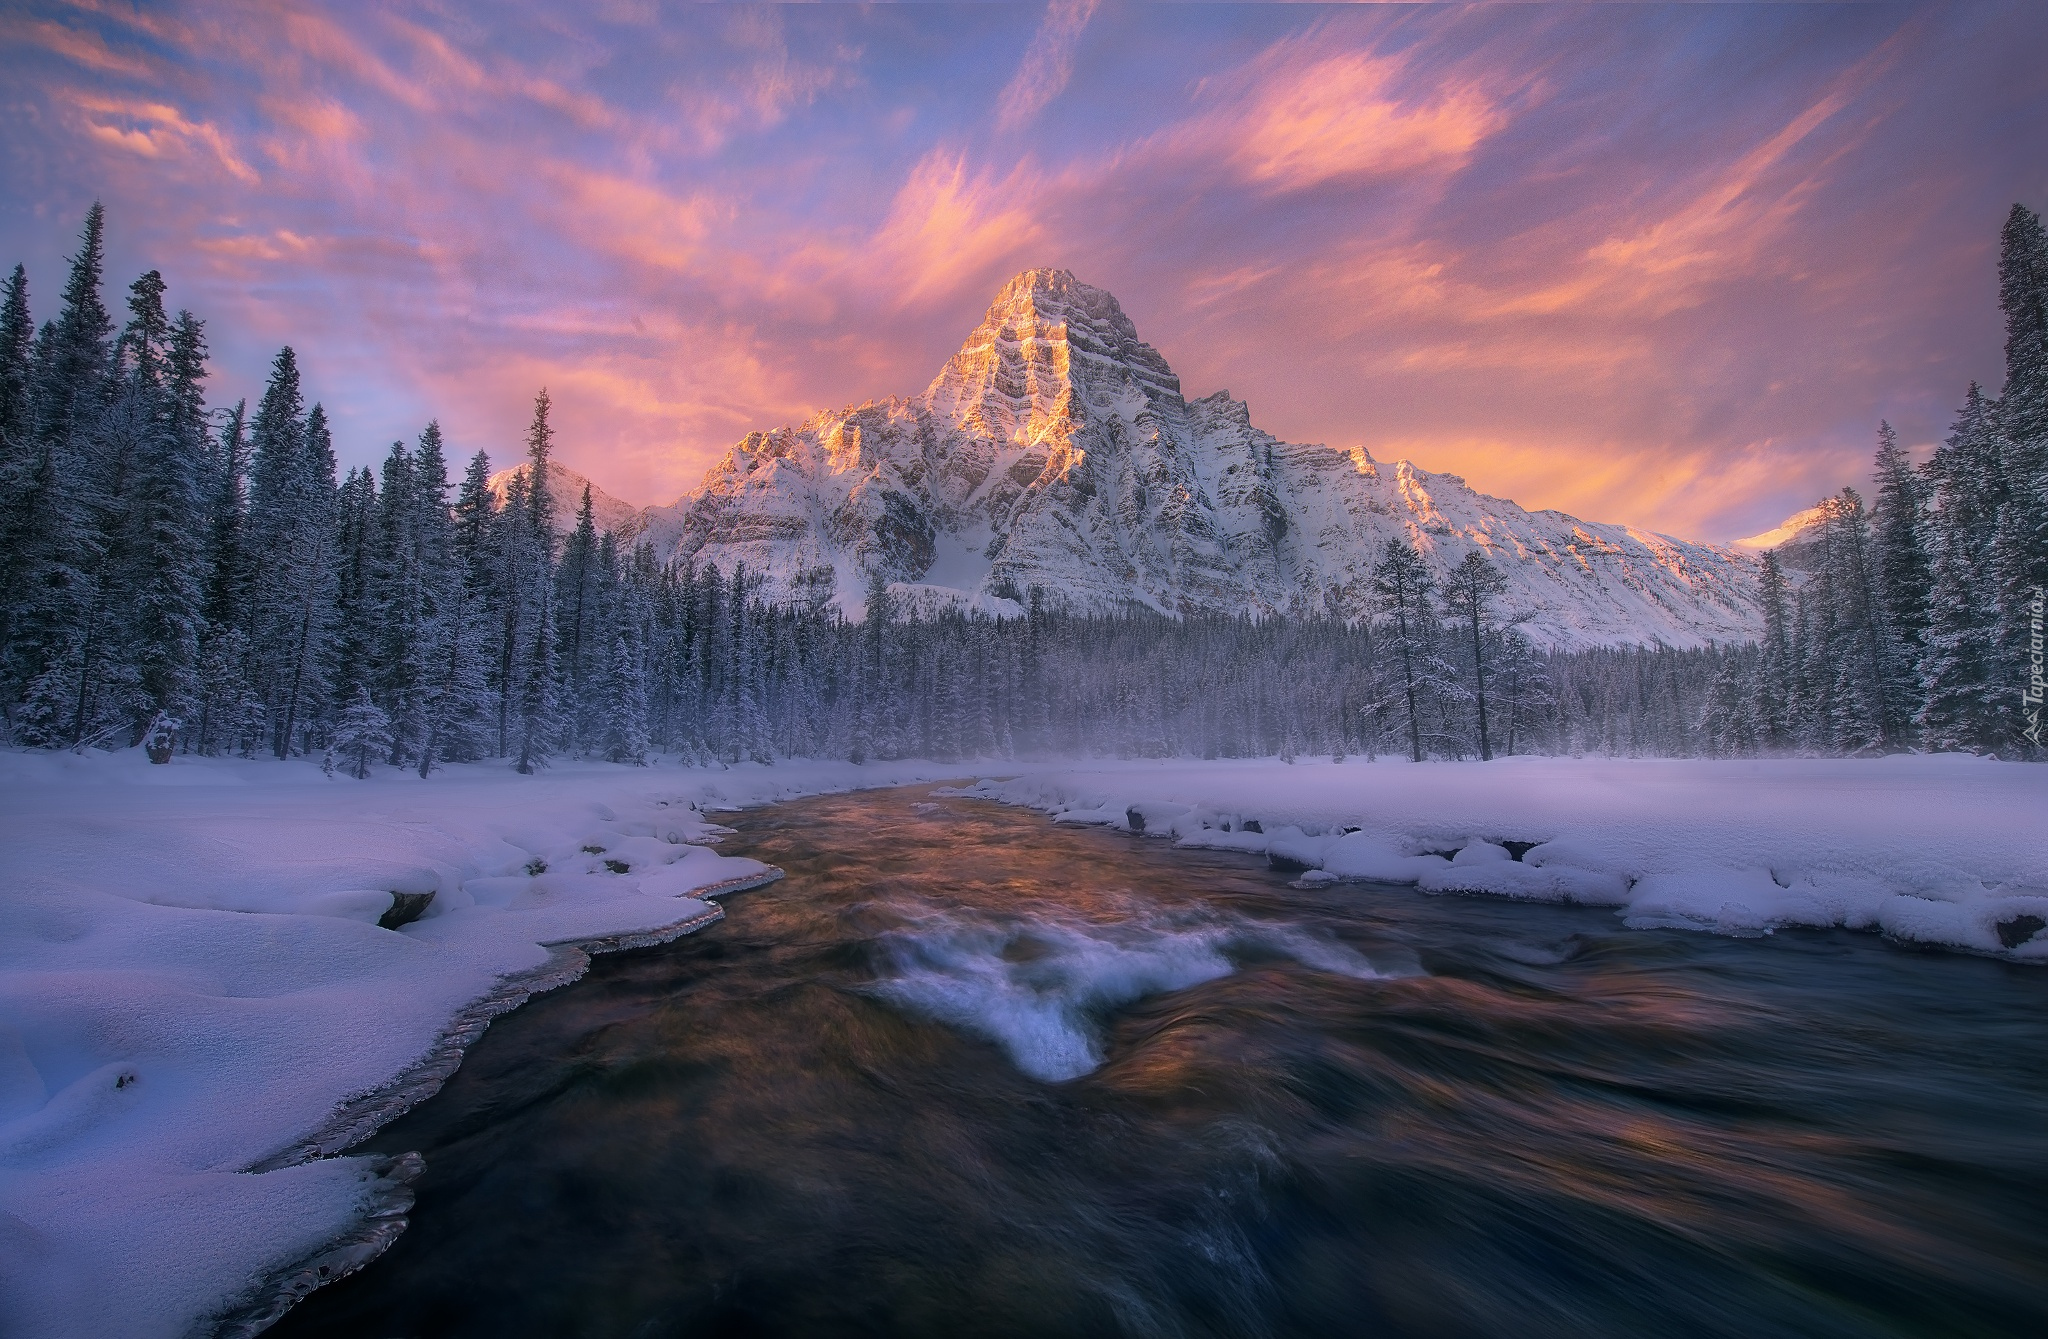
xmin=2 ymin=1 xmax=2044 ymax=545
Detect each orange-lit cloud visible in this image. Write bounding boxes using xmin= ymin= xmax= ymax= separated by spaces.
xmin=0 ymin=0 xmax=2036 ymax=546
xmin=1211 ymin=50 xmax=1503 ymax=194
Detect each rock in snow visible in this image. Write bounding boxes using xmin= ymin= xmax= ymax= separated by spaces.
xmin=559 ymin=270 xmax=1765 ymax=651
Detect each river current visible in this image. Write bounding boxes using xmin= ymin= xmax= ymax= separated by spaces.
xmin=273 ymin=785 xmax=2047 ymax=1338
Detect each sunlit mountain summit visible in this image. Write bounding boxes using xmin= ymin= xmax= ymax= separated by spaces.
xmin=506 ymin=269 xmax=1765 ymax=650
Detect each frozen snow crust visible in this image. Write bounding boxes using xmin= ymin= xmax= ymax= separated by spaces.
xmin=957 ymin=755 xmax=2048 ymax=961
xmin=0 ymin=749 xmax=958 ymax=1339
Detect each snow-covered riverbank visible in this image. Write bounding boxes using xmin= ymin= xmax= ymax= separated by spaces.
xmin=4 ymin=750 xmax=2043 ymax=1337
xmin=959 ymin=755 xmax=2048 ymax=960
xmin=0 ymin=749 xmax=960 ymax=1339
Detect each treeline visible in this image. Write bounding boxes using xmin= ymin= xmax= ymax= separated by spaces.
xmin=0 ymin=205 xmax=2040 ymax=771
xmin=1736 ymin=203 xmax=2046 ymax=759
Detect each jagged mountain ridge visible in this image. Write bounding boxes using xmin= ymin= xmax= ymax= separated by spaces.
xmin=530 ymin=269 xmax=1766 ymax=650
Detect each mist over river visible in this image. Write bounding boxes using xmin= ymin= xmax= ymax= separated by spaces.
xmin=273 ymin=785 xmax=2048 ymax=1339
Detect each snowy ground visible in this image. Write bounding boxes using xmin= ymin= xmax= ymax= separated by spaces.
xmin=958 ymin=755 xmax=2048 ymax=960
xmin=0 ymin=749 xmax=960 ymax=1339
xmin=2 ymin=750 xmax=2043 ymax=1338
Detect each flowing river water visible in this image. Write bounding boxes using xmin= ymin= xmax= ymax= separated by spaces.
xmin=273 ymin=785 xmax=2048 ymax=1339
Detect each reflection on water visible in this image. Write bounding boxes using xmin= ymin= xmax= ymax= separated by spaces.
xmin=274 ymin=786 xmax=2048 ymax=1339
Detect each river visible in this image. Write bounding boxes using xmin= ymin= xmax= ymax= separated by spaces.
xmin=271 ymin=784 xmax=2048 ymax=1338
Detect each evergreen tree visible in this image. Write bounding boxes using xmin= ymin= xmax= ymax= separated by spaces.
xmin=602 ymin=627 xmax=650 ymax=764
xmin=1372 ymin=538 xmax=1434 ymax=762
xmin=416 ymin=439 xmax=493 ymax=772
xmin=1870 ymin=421 xmax=1931 ymax=734
xmin=1755 ymin=551 xmax=1793 ymax=749
xmin=7 ymin=206 xmax=114 ymax=735
xmin=244 ymin=350 xmax=338 ymax=758
xmin=330 ymin=464 xmax=379 ymax=710
xmin=1919 ymin=386 xmax=2006 ymax=751
xmin=124 ymin=282 xmax=208 ymax=735
xmin=328 ymin=684 xmax=393 ymax=780
xmin=1493 ymin=627 xmax=1551 ymax=757
xmin=1816 ymin=490 xmax=1891 ymax=752
xmin=202 ymin=399 xmax=250 ymax=635
xmin=1446 ymin=549 xmax=1508 ymax=759
xmin=1993 ymin=204 xmax=2048 ymax=756
xmin=555 ymin=483 xmax=601 ymax=750
xmin=508 ymin=390 xmax=560 ymax=772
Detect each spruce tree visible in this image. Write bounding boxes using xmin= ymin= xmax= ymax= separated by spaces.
xmin=7 ymin=206 xmax=113 ymax=735
xmin=555 ymin=483 xmax=601 ymax=750
xmin=1447 ymin=550 xmax=1509 ymax=759
xmin=124 ymin=283 xmax=208 ymax=736
xmin=1918 ymin=386 xmax=2006 ymax=751
xmin=202 ymin=399 xmax=250 ymax=635
xmin=1993 ymin=204 xmax=2048 ymax=756
xmin=0 ymin=263 xmax=33 ymax=653
xmin=509 ymin=390 xmax=560 ymax=772
xmin=1819 ymin=490 xmax=1890 ymax=752
xmin=1870 ymin=421 xmax=1931 ymax=732
xmin=0 ymin=264 xmax=33 ymax=515
xmin=1371 ymin=538 xmax=1433 ymax=762
xmin=417 ymin=438 xmax=493 ymax=772
xmin=602 ymin=627 xmax=650 ymax=764
xmin=244 ymin=351 xmax=338 ymax=758
xmin=328 ymin=684 xmax=393 ymax=780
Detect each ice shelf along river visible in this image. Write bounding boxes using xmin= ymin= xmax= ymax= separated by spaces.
xmin=272 ymin=784 xmax=2048 ymax=1339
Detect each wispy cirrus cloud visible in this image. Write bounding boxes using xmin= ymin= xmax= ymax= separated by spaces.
xmin=0 ymin=1 xmax=2037 ymax=541
xmin=996 ymin=0 xmax=1100 ymax=132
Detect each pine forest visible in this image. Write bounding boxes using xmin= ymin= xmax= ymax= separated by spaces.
xmin=1 ymin=204 xmax=2043 ymax=773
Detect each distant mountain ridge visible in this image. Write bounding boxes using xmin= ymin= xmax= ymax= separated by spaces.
xmin=503 ymin=269 xmax=1766 ymax=651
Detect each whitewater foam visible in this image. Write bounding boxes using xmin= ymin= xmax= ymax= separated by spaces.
xmin=866 ymin=908 xmax=1389 ymax=1081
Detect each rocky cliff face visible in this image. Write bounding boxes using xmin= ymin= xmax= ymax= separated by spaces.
xmin=589 ymin=269 xmax=1764 ymax=650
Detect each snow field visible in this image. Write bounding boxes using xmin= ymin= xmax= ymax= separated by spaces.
xmin=0 ymin=749 xmax=957 ymax=1339
xmin=960 ymin=755 xmax=2048 ymax=960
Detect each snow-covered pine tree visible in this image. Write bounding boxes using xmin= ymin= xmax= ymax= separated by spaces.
xmin=242 ymin=350 xmax=338 ymax=757
xmin=857 ymin=566 xmax=891 ymax=762
xmin=1370 ymin=538 xmax=1437 ymax=761
xmin=554 ymin=483 xmax=602 ymax=752
xmin=1870 ymin=421 xmax=1932 ymax=741
xmin=1918 ymin=386 xmax=2007 ymax=752
xmin=1446 ymin=549 xmax=1509 ymax=759
xmin=510 ymin=391 xmax=560 ymax=773
xmin=368 ymin=441 xmax=421 ymax=763
xmin=1754 ymin=550 xmax=1793 ymax=750
xmin=8 ymin=205 xmax=114 ymax=743
xmin=1820 ymin=489 xmax=1892 ymax=752
xmin=122 ymin=282 xmax=209 ymax=741
xmin=416 ymin=441 xmax=494 ymax=772
xmin=1992 ymin=203 xmax=2047 ymax=757
xmin=201 ymin=399 xmax=249 ymax=638
xmin=1492 ymin=627 xmax=1552 ymax=757
xmin=601 ymin=627 xmax=650 ymax=764
xmin=0 ymin=264 xmax=34 ymax=636
xmin=328 ymin=684 xmax=393 ymax=780
xmin=42 ymin=268 xmax=172 ymax=749
xmin=330 ymin=464 xmax=379 ymax=714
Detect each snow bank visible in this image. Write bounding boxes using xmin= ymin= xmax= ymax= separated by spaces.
xmin=0 ymin=749 xmax=957 ymax=1339
xmin=958 ymin=756 xmax=2048 ymax=961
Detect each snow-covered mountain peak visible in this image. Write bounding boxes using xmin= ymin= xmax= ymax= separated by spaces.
xmin=605 ymin=272 xmax=1769 ymax=649
xmin=488 ymin=461 xmax=645 ymax=540
xmin=920 ymin=268 xmax=1182 ymax=446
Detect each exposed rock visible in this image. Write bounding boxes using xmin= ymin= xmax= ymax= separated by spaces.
xmin=585 ymin=269 xmax=1768 ymax=650
xmin=377 ymin=891 xmax=434 ymax=930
